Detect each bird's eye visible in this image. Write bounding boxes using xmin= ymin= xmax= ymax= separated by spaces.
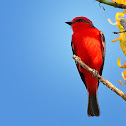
xmin=76 ymin=19 xmax=84 ymax=22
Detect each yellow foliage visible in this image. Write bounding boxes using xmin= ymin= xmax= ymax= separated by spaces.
xmin=117 ymin=58 xmax=126 ymax=85
xmin=108 ymin=6 xmax=126 ymax=85
xmin=111 ymin=0 xmax=126 ymax=5
xmin=122 ymin=70 xmax=126 ymax=80
xmin=117 ymin=58 xmax=126 ymax=68
xmin=119 ymin=70 xmax=126 ymax=85
xmin=119 ymin=80 xmax=126 ymax=85
xmin=108 ymin=10 xmax=126 ymax=56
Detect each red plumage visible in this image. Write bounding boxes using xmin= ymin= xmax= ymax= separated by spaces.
xmin=66 ymin=17 xmax=105 ymax=116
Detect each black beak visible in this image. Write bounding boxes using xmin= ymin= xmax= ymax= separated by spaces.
xmin=65 ymin=21 xmax=74 ymax=25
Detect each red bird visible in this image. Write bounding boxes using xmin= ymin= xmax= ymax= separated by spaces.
xmin=66 ymin=17 xmax=105 ymax=116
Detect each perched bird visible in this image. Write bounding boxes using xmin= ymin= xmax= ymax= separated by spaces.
xmin=65 ymin=17 xmax=105 ymax=116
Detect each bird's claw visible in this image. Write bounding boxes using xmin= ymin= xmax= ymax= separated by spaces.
xmin=75 ymin=60 xmax=78 ymax=64
xmin=74 ymin=56 xmax=81 ymax=64
xmin=92 ymin=69 xmax=99 ymax=77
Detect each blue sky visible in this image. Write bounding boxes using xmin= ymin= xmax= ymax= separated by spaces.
xmin=0 ymin=0 xmax=126 ymax=126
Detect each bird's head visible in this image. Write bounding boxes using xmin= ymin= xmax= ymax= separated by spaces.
xmin=65 ymin=17 xmax=94 ymax=32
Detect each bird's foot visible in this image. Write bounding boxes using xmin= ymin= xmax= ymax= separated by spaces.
xmin=92 ymin=69 xmax=99 ymax=77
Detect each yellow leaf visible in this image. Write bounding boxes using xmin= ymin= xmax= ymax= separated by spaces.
xmin=120 ymin=32 xmax=126 ymax=56
xmin=117 ymin=58 xmax=126 ymax=68
xmin=119 ymin=80 xmax=126 ymax=85
xmin=122 ymin=70 xmax=126 ymax=80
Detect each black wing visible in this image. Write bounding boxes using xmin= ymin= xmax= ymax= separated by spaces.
xmin=99 ymin=31 xmax=105 ymax=76
xmin=71 ymin=41 xmax=87 ymax=88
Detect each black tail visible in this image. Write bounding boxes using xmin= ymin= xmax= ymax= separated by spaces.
xmin=87 ymin=95 xmax=100 ymax=116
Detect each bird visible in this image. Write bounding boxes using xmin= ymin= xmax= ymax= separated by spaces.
xmin=65 ymin=17 xmax=105 ymax=116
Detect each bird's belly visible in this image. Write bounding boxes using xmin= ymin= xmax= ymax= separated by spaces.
xmin=72 ymin=30 xmax=104 ymax=95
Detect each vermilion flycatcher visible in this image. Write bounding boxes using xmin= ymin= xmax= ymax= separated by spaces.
xmin=66 ymin=17 xmax=105 ymax=116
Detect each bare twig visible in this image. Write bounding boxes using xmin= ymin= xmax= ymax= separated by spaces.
xmin=113 ymin=31 xmax=126 ymax=34
xmin=73 ymin=54 xmax=126 ymax=101
xmin=99 ymin=2 xmax=105 ymax=10
xmin=96 ymin=0 xmax=126 ymax=9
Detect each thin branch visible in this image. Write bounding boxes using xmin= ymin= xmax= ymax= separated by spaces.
xmin=113 ymin=31 xmax=126 ymax=34
xmin=96 ymin=0 xmax=126 ymax=9
xmin=73 ymin=54 xmax=126 ymax=101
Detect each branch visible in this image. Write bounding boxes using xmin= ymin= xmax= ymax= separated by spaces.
xmin=96 ymin=0 xmax=126 ymax=9
xmin=113 ymin=30 xmax=126 ymax=34
xmin=73 ymin=54 xmax=126 ymax=101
